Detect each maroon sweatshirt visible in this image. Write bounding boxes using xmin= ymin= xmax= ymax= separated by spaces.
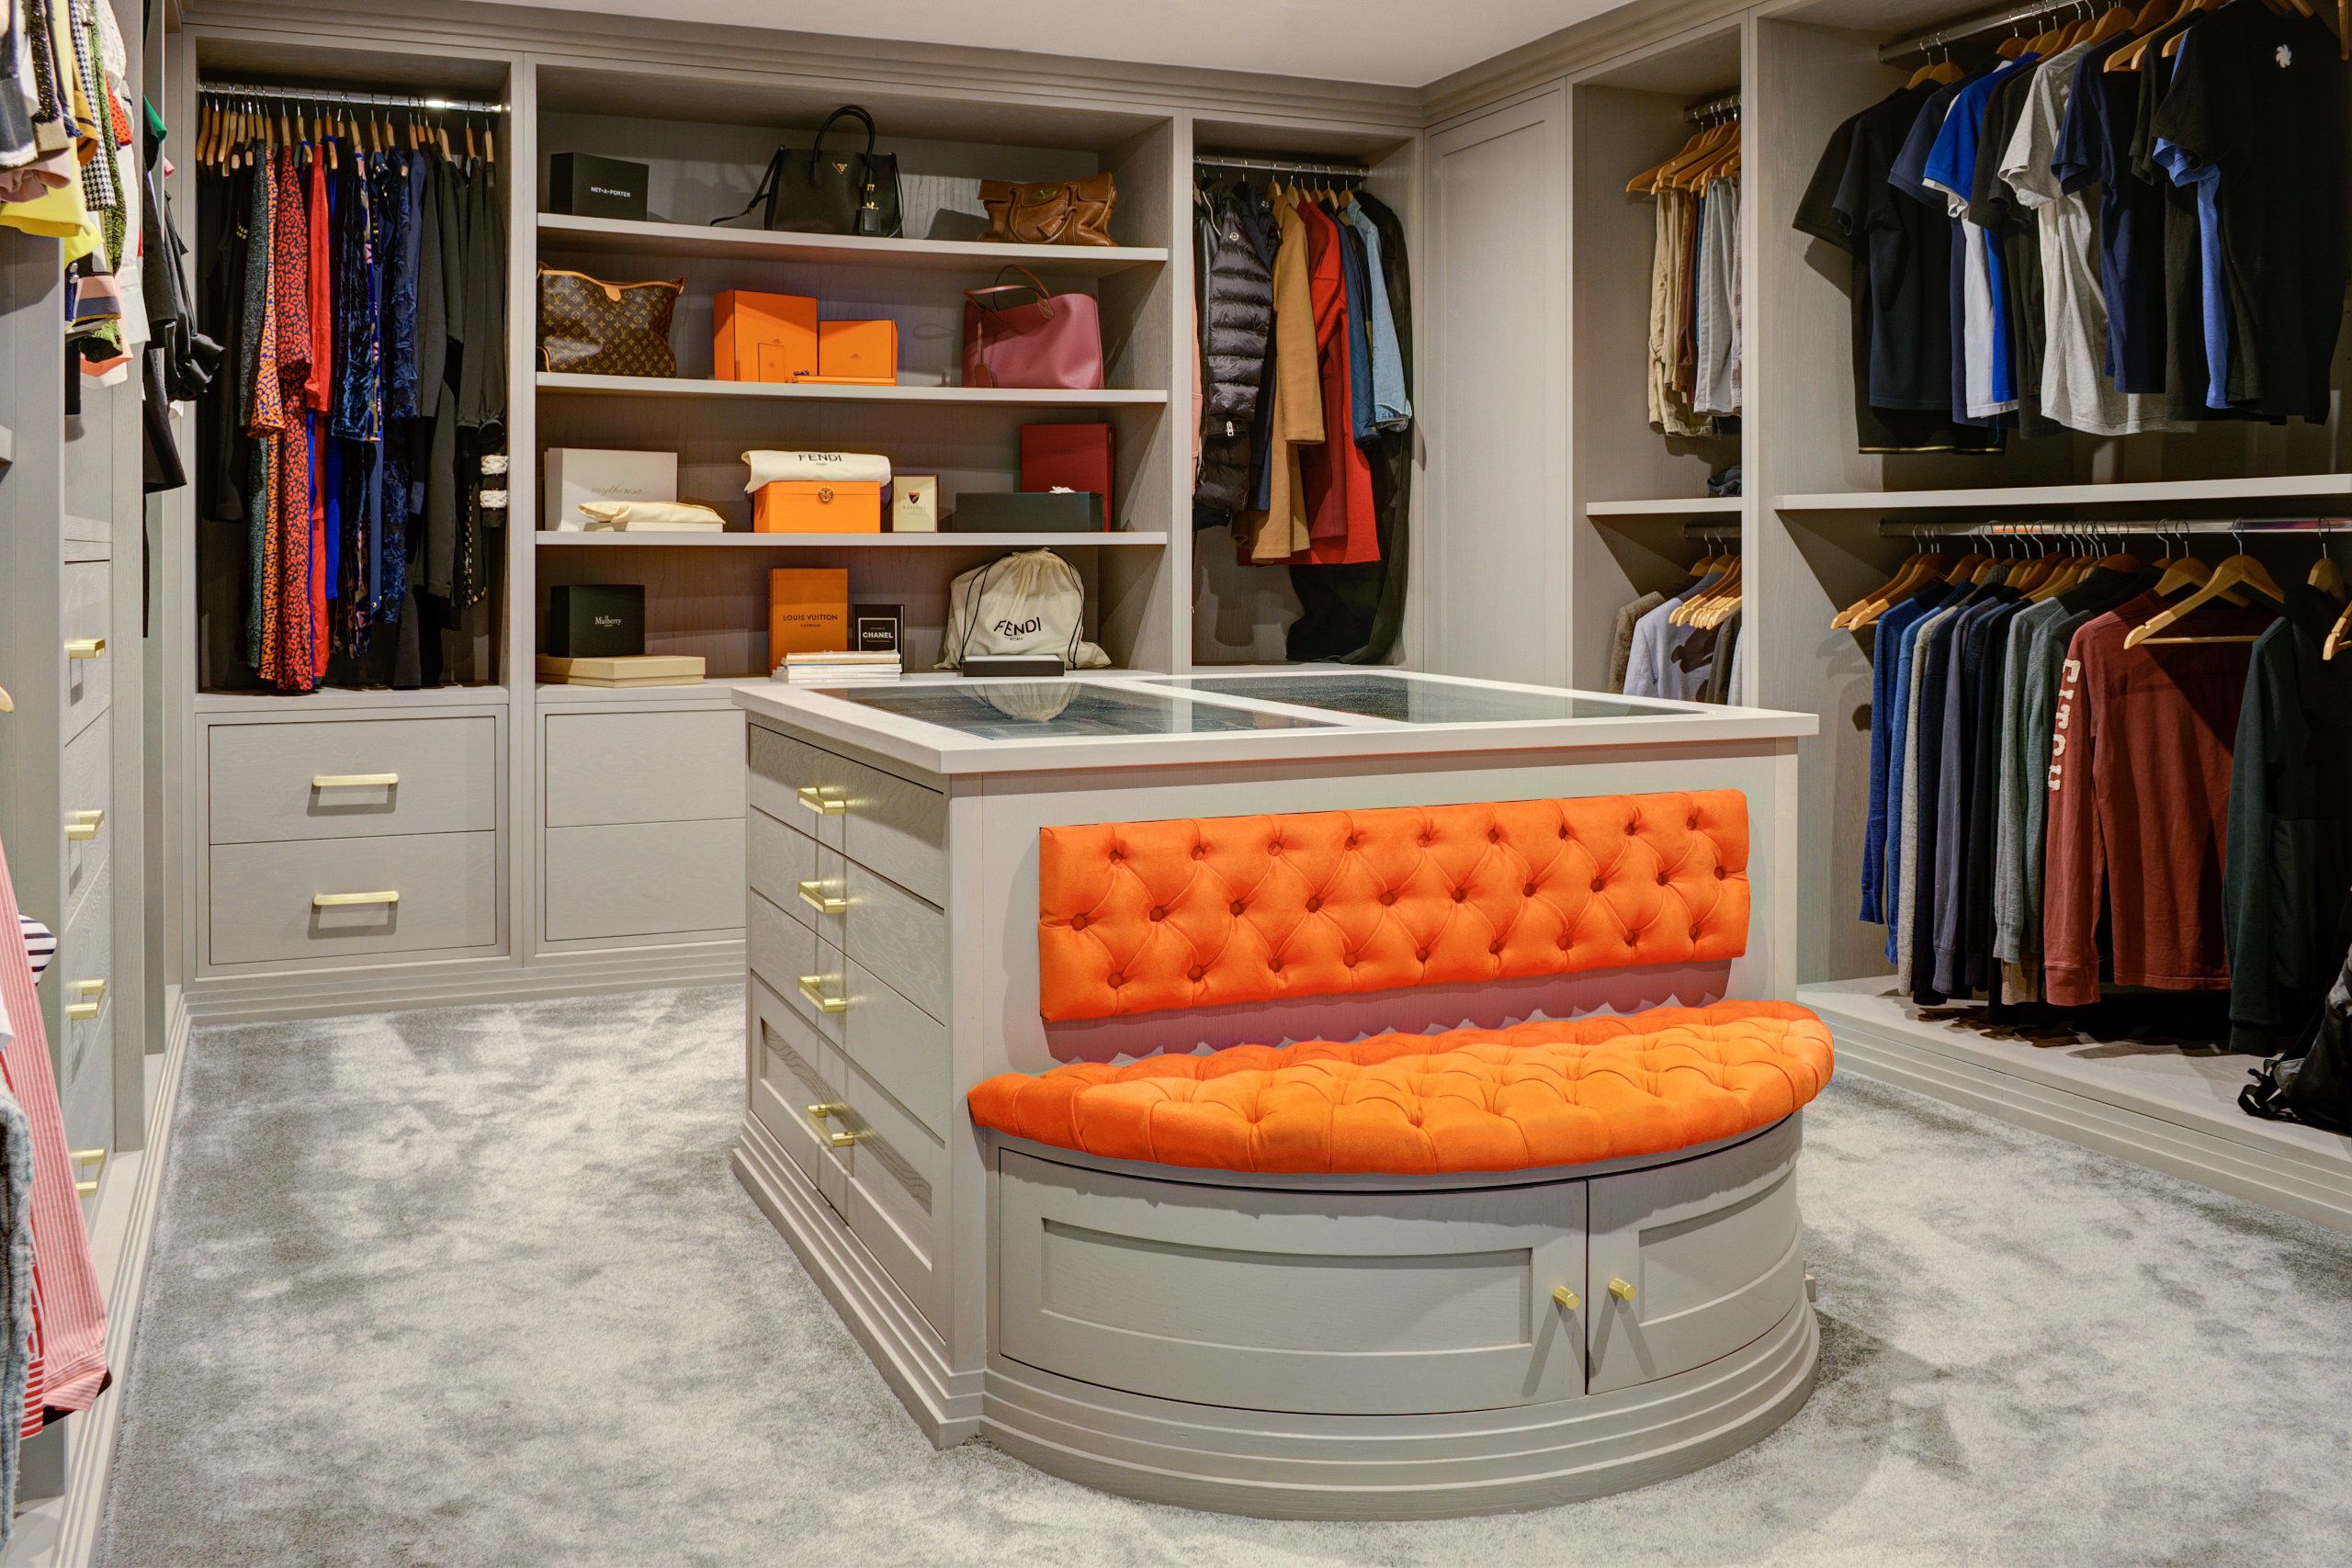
xmin=2041 ymin=592 xmax=2271 ymax=1007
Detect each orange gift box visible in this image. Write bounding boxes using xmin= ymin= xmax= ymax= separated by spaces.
xmin=813 ymin=319 xmax=898 ymax=383
xmin=714 ymin=290 xmax=817 ymax=382
xmin=769 ymin=569 xmax=850 ymax=662
xmin=752 ymin=479 xmax=884 ymax=534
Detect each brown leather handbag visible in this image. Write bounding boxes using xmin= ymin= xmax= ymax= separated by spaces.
xmin=979 ymin=173 xmax=1118 ymax=247
xmin=537 ymin=265 xmax=684 ymax=378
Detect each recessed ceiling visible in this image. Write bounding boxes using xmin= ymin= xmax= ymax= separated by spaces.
xmin=502 ymin=0 xmax=1636 ymax=88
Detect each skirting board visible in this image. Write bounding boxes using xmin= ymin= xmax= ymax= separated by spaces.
xmin=1 ymin=987 xmax=191 ymax=1568
xmin=1806 ymin=983 xmax=2352 ymax=1235
xmin=183 ymin=941 xmax=747 ymax=1026
xmin=730 ymin=1113 xmax=983 ymax=1444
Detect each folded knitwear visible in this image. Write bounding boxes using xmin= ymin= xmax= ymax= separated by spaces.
xmin=576 ymin=501 xmax=728 ymax=530
xmin=741 ymin=450 xmax=892 ymax=491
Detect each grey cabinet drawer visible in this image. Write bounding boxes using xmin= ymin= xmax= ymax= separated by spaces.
xmin=209 ymin=716 xmax=498 ymax=843
xmin=750 ymin=976 xmax=848 ymax=1216
xmin=209 ymin=831 xmax=499 ymax=965
xmin=1586 ymin=1117 xmax=1804 ymax=1395
xmin=748 ymin=885 xmax=816 ymax=1010
xmin=62 ymin=558 xmax=110 ymax=742
xmin=61 ymin=716 xmax=111 ymax=933
xmin=545 ymin=818 xmax=745 ymax=941
xmin=761 ymin=818 xmax=948 ymax=1020
xmin=545 ymin=710 xmax=745 ymax=828
xmin=838 ymin=1048 xmax=944 ymax=1336
xmin=807 ymin=933 xmax=948 ymax=1136
xmin=747 ymin=724 xmax=945 ymax=905
xmin=55 ymin=868 xmax=114 ymax=1153
xmin=998 ymin=1151 xmax=1587 ymax=1416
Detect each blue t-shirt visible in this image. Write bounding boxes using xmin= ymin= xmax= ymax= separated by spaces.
xmin=1924 ymin=59 xmax=2030 ymax=412
xmin=2149 ymin=34 xmax=2234 ymax=412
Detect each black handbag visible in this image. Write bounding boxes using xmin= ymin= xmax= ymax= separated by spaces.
xmin=714 ymin=105 xmax=902 ymax=238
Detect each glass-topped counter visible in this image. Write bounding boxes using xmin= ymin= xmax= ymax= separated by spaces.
xmin=1149 ymin=671 xmax=1700 ymax=725
xmin=800 ymin=681 xmax=1337 ymax=740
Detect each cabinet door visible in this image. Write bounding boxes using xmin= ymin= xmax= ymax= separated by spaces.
xmin=1586 ymin=1117 xmax=1805 ymax=1394
xmin=1426 ymin=88 xmax=1570 ymax=685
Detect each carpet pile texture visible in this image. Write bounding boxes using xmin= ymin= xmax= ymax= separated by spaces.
xmin=96 ymin=986 xmax=2352 ymax=1566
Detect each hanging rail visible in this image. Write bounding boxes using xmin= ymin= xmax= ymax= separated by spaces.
xmin=1872 ymin=518 xmax=2352 ymax=537
xmin=198 ymin=80 xmax=509 ymax=115
xmin=1879 ymin=0 xmax=2096 ymax=62
xmin=1684 ymin=90 xmax=1741 ymax=124
xmin=1193 ymin=152 xmax=1369 ymax=182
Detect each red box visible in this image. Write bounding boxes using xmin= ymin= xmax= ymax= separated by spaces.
xmin=1021 ymin=422 xmax=1114 ymax=529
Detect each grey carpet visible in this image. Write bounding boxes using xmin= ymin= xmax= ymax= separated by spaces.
xmin=96 ymin=986 xmax=2352 ymax=1568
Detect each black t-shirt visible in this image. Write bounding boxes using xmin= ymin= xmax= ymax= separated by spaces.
xmin=1970 ymin=62 xmax=2055 ymax=435
xmin=2130 ymin=46 xmax=2235 ymax=423
xmin=1794 ymin=85 xmax=2002 ymax=454
xmin=2153 ymin=4 xmax=2348 ymax=423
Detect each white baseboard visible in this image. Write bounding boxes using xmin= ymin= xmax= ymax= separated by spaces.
xmin=183 ymin=942 xmax=747 ymax=1026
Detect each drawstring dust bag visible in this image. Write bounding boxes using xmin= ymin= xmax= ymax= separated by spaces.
xmin=936 ymin=548 xmax=1110 ymax=671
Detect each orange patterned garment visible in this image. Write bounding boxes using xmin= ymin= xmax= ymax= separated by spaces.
xmin=967 ymin=1000 xmax=1832 ymax=1175
xmin=1036 ymin=791 xmax=1751 ymax=1023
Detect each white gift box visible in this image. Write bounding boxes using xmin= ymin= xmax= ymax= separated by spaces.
xmin=543 ymin=449 xmax=678 ymax=531
xmin=893 ymin=474 xmax=939 ymax=533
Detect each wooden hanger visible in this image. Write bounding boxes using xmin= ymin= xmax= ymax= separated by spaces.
xmin=2309 ymin=539 xmax=2347 ymax=601
xmin=2083 ymin=4 xmax=2141 ymax=43
xmin=2328 ymin=598 xmax=2352 ymax=659
xmin=2126 ymin=551 xmax=2285 ymax=647
xmin=2109 ymin=0 xmax=2195 ymax=71
xmin=2164 ymin=0 xmax=2231 ymax=60
xmin=1632 ymin=121 xmax=1730 ymax=196
xmin=1833 ymin=551 xmax=1925 ymax=628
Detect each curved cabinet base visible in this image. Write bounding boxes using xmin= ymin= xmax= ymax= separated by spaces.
xmin=980 ymin=1298 xmax=1818 ymax=1519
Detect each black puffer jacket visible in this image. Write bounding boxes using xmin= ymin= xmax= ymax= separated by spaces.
xmin=1193 ymin=185 xmax=1272 ymax=518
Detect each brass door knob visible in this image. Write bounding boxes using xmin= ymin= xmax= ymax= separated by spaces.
xmin=1551 ymin=1285 xmax=1580 ymax=1310
xmin=1608 ymin=1277 xmax=1637 ymax=1303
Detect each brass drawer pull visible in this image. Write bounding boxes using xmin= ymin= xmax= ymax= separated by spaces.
xmin=70 ymin=977 xmax=106 ymax=999
xmin=806 ymin=1101 xmax=862 ymax=1150
xmin=65 ymin=983 xmax=103 ymax=1021
xmin=797 ymin=975 xmax=850 ymax=1014
xmin=796 ymin=880 xmax=849 ymax=916
xmin=797 ymin=785 xmax=849 ymax=817
xmin=70 ymin=1147 xmax=106 ymax=1199
xmin=65 ymin=807 xmax=104 ymax=840
xmin=1551 ymin=1285 xmax=1580 ymax=1311
xmin=313 ymin=890 xmax=401 ymax=908
xmin=1608 ymin=1277 xmax=1637 ymax=1303
xmin=64 ymin=637 xmax=106 ymax=660
xmin=312 ymin=773 xmax=399 ymax=789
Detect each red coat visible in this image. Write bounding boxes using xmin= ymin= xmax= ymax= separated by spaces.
xmin=1291 ymin=200 xmax=1378 ymax=565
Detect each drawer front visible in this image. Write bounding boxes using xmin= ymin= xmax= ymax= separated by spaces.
xmin=999 ymin=1151 xmax=1587 ymax=1416
xmin=747 ymin=806 xmax=818 ymax=931
xmin=61 ymin=717 xmax=112 ymax=932
xmin=747 ymin=725 xmax=945 ymax=904
xmin=62 ymin=559 xmax=111 ymax=741
xmin=1587 ymin=1117 xmax=1804 ymax=1396
xmin=797 ymin=846 xmax=948 ymax=1021
xmin=750 ymin=976 xmax=848 ymax=1216
xmin=209 ymin=832 xmax=499 ymax=966
xmin=839 ymin=1050 xmax=945 ymax=1336
xmin=545 ymin=818 xmax=746 ymax=941
xmin=545 ymin=710 xmax=745 ymax=828
xmin=809 ymin=933 xmax=948 ymax=1136
xmin=55 ymin=868 xmax=115 ymax=1153
xmin=209 ymin=716 xmax=498 ymax=844
xmin=748 ymin=886 xmax=824 ymax=1032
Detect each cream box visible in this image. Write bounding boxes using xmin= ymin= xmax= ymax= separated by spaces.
xmin=892 ymin=474 xmax=939 ymax=533
xmin=544 ymin=448 xmax=679 ymax=530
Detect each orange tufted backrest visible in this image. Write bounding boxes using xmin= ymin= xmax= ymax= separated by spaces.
xmin=1038 ymin=790 xmax=1749 ymax=1022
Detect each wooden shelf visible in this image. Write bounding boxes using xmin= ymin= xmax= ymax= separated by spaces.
xmin=1774 ymin=474 xmax=2352 ymax=513
xmin=1585 ymin=497 xmax=1741 ymax=518
xmin=534 ymin=530 xmax=1169 ymax=547
xmin=537 ymin=372 xmax=1167 ymax=409
xmin=537 ymin=213 xmax=1170 ymax=274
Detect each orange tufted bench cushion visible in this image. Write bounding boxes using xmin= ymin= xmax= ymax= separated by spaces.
xmin=968 ymin=1001 xmax=1832 ymax=1175
xmin=1038 ymin=791 xmax=1749 ymax=1023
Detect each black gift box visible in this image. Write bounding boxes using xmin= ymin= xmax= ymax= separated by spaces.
xmin=947 ymin=491 xmax=1103 ymax=533
xmin=549 ymin=153 xmax=650 ymax=222
xmin=547 ymin=584 xmax=645 ymax=658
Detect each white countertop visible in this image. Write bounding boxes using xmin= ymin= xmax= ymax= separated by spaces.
xmin=732 ymin=670 xmax=1817 ymax=777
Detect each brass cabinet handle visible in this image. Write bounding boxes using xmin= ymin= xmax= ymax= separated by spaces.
xmin=797 ymin=975 xmax=850 ymax=1014
xmin=796 ymin=880 xmax=849 ymax=916
xmin=70 ymin=1147 xmax=106 ymax=1199
xmin=70 ymin=977 xmax=106 ymax=999
xmin=805 ymin=1101 xmax=861 ymax=1149
xmin=313 ymin=890 xmax=401 ymax=908
xmin=65 ymin=995 xmax=102 ymax=1021
xmin=312 ymin=773 xmax=399 ymax=789
xmin=1608 ymin=1277 xmax=1637 ymax=1303
xmin=64 ymin=807 xmax=104 ymax=840
xmin=1551 ymin=1285 xmax=1580 ymax=1310
xmin=64 ymin=637 xmax=106 ymax=660
xmin=796 ymin=785 xmax=849 ymax=817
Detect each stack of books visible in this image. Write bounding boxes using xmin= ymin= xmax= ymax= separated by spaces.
xmin=776 ymin=650 xmax=902 ymax=685
xmin=537 ymin=654 xmax=705 ymax=689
